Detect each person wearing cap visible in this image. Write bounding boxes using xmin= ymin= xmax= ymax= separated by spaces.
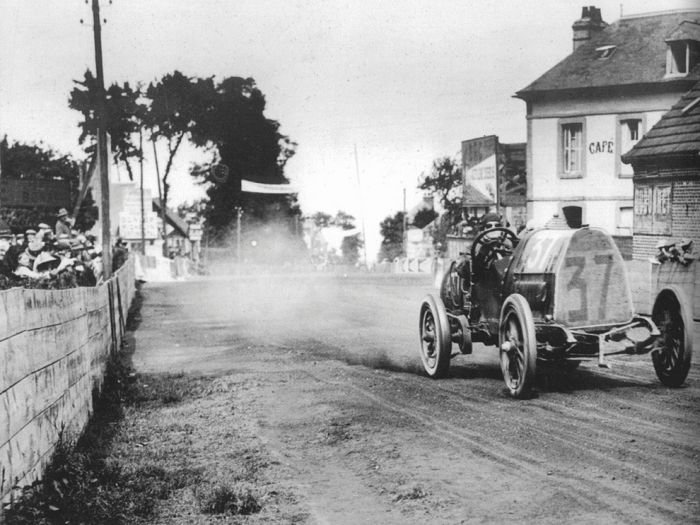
xmin=25 ymin=229 xmax=37 ymax=245
xmin=55 ymin=208 xmax=72 ymax=238
xmin=36 ymin=222 xmax=54 ymax=243
xmin=479 ymin=212 xmax=502 ymax=232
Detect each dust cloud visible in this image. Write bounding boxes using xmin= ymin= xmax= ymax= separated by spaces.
xmin=174 ymin=224 xmax=432 ymax=376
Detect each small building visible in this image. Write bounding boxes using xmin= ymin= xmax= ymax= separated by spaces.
xmin=515 ymin=7 xmax=700 ymax=256
xmin=622 ymin=80 xmax=700 ymax=260
xmin=151 ymin=198 xmax=193 ymax=257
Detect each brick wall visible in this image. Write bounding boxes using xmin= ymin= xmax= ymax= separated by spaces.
xmin=633 ymin=167 xmax=700 ymax=260
xmin=634 ymin=234 xmax=661 ymax=260
xmin=672 ymin=179 xmax=700 ymax=246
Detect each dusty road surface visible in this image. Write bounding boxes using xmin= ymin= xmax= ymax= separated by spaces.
xmin=129 ymin=272 xmax=700 ymax=524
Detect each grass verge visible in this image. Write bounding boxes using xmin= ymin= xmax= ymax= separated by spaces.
xmin=2 ymin=288 xmax=192 ymax=524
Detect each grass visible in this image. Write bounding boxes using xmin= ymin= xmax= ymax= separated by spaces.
xmin=196 ymin=483 xmax=262 ymax=516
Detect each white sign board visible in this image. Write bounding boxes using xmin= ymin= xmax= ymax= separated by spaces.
xmin=119 ymin=211 xmax=159 ymax=240
xmin=189 ymin=224 xmax=202 ymax=242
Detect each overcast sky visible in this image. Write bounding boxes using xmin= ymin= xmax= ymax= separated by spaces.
xmin=0 ymin=0 xmax=695 ymax=257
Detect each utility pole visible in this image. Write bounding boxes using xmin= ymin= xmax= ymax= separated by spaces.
xmin=139 ymin=129 xmax=145 ymax=255
xmin=235 ymin=207 xmax=243 ymax=263
xmin=402 ymin=187 xmax=408 ymax=257
xmin=353 ymin=144 xmax=368 ymax=269
xmin=92 ymin=0 xmax=111 ymax=277
xmin=152 ymin=140 xmax=168 ymax=256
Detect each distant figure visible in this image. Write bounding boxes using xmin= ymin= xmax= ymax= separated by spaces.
xmin=55 ymin=208 xmax=72 ymax=238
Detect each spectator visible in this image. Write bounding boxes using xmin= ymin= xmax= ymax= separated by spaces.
xmin=0 ymin=216 xmax=119 ymax=290
xmin=55 ymin=208 xmax=73 ymax=237
xmin=25 ymin=228 xmax=37 ymax=245
xmin=112 ymin=238 xmax=129 ymax=271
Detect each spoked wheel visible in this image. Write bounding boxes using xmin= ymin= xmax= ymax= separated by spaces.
xmin=652 ymin=287 xmax=693 ymax=387
xmin=418 ymin=295 xmax=452 ymax=378
xmin=499 ymin=294 xmax=537 ymax=399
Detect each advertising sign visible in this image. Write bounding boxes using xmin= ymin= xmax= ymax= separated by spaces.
xmin=188 ymin=224 xmax=203 ymax=242
xmin=119 ymin=211 xmax=159 ymax=240
xmin=117 ymin=185 xmax=158 ymax=240
xmin=462 ymin=136 xmax=497 ymax=205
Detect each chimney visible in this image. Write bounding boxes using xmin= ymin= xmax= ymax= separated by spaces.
xmin=572 ymin=6 xmax=607 ymax=51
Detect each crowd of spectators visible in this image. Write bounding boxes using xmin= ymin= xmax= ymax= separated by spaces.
xmin=0 ymin=208 xmax=109 ymax=291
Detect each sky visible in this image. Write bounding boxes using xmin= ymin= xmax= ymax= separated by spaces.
xmin=0 ymin=0 xmax=696 ymax=259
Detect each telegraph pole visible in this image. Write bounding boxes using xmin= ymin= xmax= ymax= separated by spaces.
xmin=139 ymin=129 xmax=145 ymax=255
xmin=353 ymin=144 xmax=368 ymax=269
xmin=152 ymin=140 xmax=168 ymax=256
xmin=92 ymin=0 xmax=111 ymax=277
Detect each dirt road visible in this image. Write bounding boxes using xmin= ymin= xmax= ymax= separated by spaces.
xmin=130 ymin=273 xmax=700 ymax=524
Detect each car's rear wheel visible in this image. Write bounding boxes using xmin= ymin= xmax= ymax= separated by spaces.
xmin=419 ymin=295 xmax=452 ymax=378
xmin=499 ymin=294 xmax=537 ymax=399
xmin=652 ymin=287 xmax=692 ymax=387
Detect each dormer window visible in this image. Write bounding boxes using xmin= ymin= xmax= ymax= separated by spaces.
xmin=595 ymin=45 xmax=616 ymax=59
xmin=666 ymin=40 xmax=699 ymax=76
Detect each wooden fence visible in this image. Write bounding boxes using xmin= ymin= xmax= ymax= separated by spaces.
xmin=0 ymin=257 xmax=135 ymax=504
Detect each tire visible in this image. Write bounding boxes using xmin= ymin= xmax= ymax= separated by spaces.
xmin=419 ymin=294 xmax=452 ymax=378
xmin=499 ymin=294 xmax=537 ymax=399
xmin=652 ymin=287 xmax=693 ymax=387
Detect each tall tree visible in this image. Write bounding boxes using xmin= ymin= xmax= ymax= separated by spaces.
xmin=189 ymin=76 xmax=299 ymax=240
xmin=69 ymin=70 xmax=146 ymax=181
xmin=377 ymin=211 xmax=405 ymax=262
xmin=144 ymin=71 xmax=215 ymax=211
xmin=418 ymin=157 xmax=462 ymax=216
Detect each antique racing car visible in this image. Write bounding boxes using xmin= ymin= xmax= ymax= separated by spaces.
xmin=418 ymin=225 xmax=693 ymax=398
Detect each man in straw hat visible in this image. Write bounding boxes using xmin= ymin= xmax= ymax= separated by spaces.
xmin=55 ymin=208 xmax=72 ymax=238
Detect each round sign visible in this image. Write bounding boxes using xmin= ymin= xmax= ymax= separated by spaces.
xmin=210 ymin=163 xmax=230 ymax=184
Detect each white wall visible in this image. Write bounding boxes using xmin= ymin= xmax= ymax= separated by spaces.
xmin=527 ymin=89 xmax=675 ymax=234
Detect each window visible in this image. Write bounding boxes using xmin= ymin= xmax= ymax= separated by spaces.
xmin=634 ymin=184 xmax=672 ymax=235
xmin=595 ymin=45 xmax=616 ymax=59
xmin=617 ymin=115 xmax=645 ymax=177
xmin=666 ymin=40 xmax=700 ymax=76
xmin=559 ymin=119 xmax=585 ymax=178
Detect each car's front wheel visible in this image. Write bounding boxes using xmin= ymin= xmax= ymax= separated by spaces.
xmin=499 ymin=294 xmax=537 ymax=399
xmin=419 ymin=294 xmax=452 ymax=378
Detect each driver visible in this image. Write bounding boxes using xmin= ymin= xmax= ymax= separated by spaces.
xmin=455 ymin=212 xmax=503 ymax=281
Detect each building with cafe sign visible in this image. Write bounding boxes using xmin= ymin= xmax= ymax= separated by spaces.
xmin=515 ymin=6 xmax=700 ymax=257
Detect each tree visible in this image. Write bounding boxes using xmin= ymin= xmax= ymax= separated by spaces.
xmin=331 ymin=211 xmax=361 ymax=264
xmin=0 ymin=138 xmax=97 ymax=232
xmin=412 ymin=208 xmax=438 ymax=229
xmin=69 ymin=70 xmax=146 ymax=181
xmin=144 ymin=71 xmax=215 ymax=211
xmin=418 ymin=157 xmax=462 ymax=216
xmin=341 ymin=234 xmax=362 ymax=265
xmin=332 ymin=210 xmax=356 ymax=230
xmin=309 ymin=212 xmax=332 ymax=228
xmin=377 ymin=211 xmax=405 ymax=262
xmin=188 ymin=76 xmax=299 ymax=241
